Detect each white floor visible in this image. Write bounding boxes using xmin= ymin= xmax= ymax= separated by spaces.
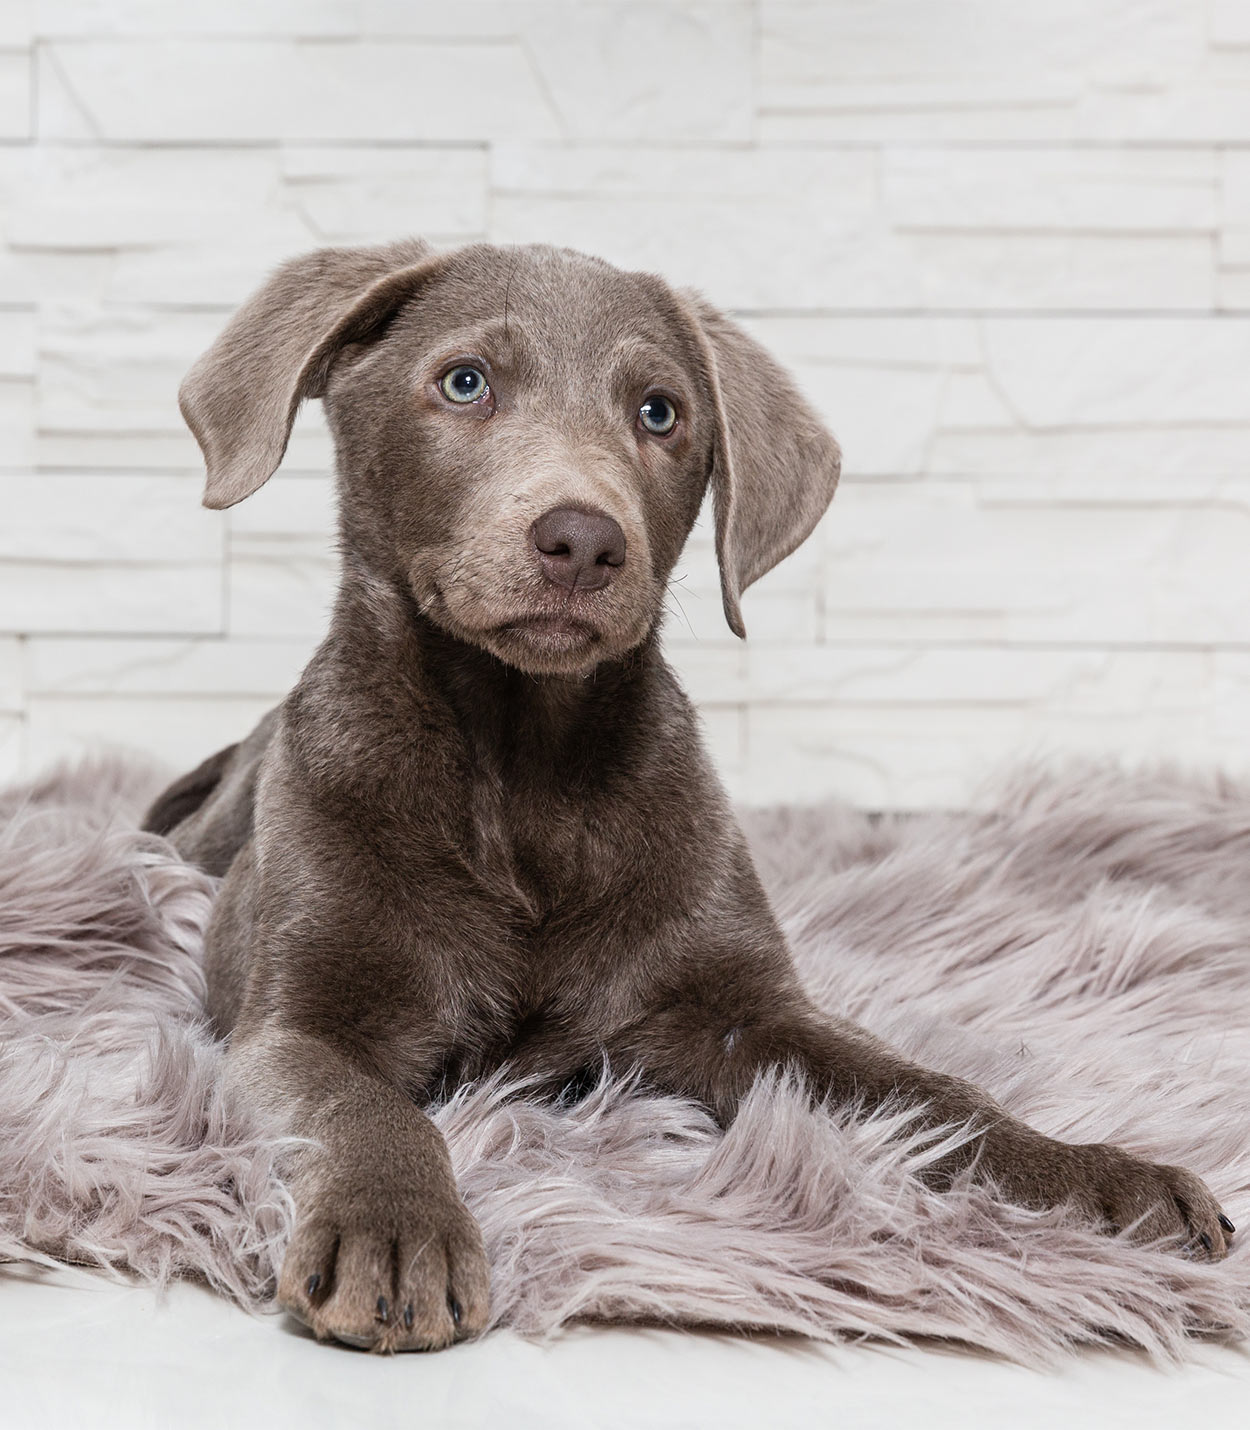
xmin=2 ymin=1265 xmax=1248 ymax=1430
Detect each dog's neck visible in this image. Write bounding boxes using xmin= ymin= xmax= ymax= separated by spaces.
xmin=323 ymin=566 xmax=664 ymax=778
xmin=411 ymin=600 xmax=658 ymax=766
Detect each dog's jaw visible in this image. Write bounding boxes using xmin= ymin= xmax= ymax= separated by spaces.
xmin=428 ymin=597 xmax=649 ymax=678
xmin=409 ymin=556 xmax=659 ymax=679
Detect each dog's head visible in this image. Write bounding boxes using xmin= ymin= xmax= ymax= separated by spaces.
xmin=181 ymin=239 xmax=840 ymax=676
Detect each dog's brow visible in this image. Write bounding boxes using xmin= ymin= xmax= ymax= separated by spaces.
xmin=425 ymin=318 xmax=515 ymax=364
xmin=607 ymin=335 xmax=689 ymax=395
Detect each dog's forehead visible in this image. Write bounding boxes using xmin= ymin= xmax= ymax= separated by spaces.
xmin=413 ymin=244 xmax=685 ymax=361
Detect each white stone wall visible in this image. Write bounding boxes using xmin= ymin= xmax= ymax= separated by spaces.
xmin=3 ymin=0 xmax=1249 ymax=808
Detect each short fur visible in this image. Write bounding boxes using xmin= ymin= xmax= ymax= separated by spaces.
xmin=142 ymin=239 xmax=1232 ymax=1351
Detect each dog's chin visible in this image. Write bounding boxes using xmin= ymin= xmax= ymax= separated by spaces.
xmin=446 ymin=609 xmax=646 ymax=677
xmin=416 ymin=580 xmax=652 ymax=677
xmin=481 ymin=614 xmax=615 ymax=677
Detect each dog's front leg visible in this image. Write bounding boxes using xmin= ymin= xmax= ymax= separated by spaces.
xmin=226 ymin=1023 xmax=490 ymax=1351
xmin=616 ymin=986 xmax=1233 ymax=1258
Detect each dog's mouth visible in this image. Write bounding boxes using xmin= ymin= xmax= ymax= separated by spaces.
xmin=419 ymin=573 xmax=647 ymax=675
xmin=496 ymin=614 xmax=601 ymax=650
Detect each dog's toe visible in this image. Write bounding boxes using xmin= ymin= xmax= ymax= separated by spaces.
xmin=393 ymin=1209 xmax=489 ymax=1349
xmin=1080 ymin=1149 xmax=1231 ymax=1261
xmin=276 ymin=1198 xmax=490 ymax=1353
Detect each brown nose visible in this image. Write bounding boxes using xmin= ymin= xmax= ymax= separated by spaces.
xmin=532 ymin=507 xmax=626 ymax=592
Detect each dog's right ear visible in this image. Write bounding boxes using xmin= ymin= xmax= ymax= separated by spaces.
xmin=180 ymin=239 xmax=447 ymax=510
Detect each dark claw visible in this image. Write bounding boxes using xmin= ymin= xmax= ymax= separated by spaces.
xmin=403 ymin=1303 xmax=414 ymax=1330
xmin=1219 ymin=1214 xmax=1236 ymax=1235
xmin=1199 ymin=1232 xmax=1213 ymax=1253
xmin=305 ymin=1273 xmax=321 ymax=1298
xmin=376 ymin=1295 xmax=389 ymax=1324
xmin=449 ymin=1296 xmax=463 ymax=1326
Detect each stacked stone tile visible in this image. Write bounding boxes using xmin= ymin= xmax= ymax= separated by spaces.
xmin=2 ymin=2 xmax=1248 ymax=808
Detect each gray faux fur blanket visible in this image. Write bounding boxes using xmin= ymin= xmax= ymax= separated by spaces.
xmin=1 ymin=757 xmax=1247 ymax=1363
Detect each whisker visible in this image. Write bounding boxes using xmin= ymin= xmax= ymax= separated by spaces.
xmin=664 ymin=590 xmax=695 ymax=637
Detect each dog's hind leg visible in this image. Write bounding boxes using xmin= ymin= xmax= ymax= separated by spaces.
xmin=143 ymin=706 xmax=280 ymax=877
xmin=141 ymin=741 xmax=239 ymax=837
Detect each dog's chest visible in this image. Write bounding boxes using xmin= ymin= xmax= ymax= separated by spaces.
xmin=464 ymin=774 xmax=603 ymax=924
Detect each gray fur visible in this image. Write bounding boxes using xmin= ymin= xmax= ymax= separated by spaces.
xmin=139 ymin=239 xmax=1230 ymax=1352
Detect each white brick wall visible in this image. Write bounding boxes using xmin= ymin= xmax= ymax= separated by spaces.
xmin=3 ymin=0 xmax=1249 ymax=809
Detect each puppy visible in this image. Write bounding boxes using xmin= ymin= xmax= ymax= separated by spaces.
xmin=146 ymin=238 xmax=1233 ymax=1351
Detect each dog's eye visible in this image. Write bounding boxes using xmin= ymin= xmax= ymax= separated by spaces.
xmin=638 ymin=394 xmax=677 ymax=436
xmin=440 ymin=366 xmax=488 ymax=404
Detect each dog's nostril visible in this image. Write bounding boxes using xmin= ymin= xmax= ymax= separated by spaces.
xmin=532 ymin=506 xmax=626 ymax=591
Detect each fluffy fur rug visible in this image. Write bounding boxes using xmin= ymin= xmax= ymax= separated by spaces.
xmin=1 ymin=757 xmax=1247 ymax=1363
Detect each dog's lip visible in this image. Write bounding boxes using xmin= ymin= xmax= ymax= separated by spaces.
xmin=498 ymin=614 xmax=600 ymax=644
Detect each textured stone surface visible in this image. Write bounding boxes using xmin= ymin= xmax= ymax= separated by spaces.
xmin=4 ymin=0 xmax=1248 ymax=805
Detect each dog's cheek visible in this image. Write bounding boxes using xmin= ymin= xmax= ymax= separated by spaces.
xmin=403 ymin=551 xmax=443 ymax=616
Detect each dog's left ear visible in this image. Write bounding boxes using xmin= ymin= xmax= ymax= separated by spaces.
xmin=681 ymin=295 xmax=841 ymax=638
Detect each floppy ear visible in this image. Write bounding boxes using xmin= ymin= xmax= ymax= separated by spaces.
xmin=180 ymin=238 xmax=447 ymax=509
xmin=681 ymin=295 xmax=841 ymax=638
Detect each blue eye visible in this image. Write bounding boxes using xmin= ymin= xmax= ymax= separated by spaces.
xmin=441 ymin=366 xmax=488 ymax=403
xmin=639 ymin=394 xmax=676 ymax=435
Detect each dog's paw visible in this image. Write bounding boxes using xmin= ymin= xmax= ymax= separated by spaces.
xmin=276 ymin=1189 xmax=490 ymax=1352
xmin=1071 ymin=1144 xmax=1233 ymax=1259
